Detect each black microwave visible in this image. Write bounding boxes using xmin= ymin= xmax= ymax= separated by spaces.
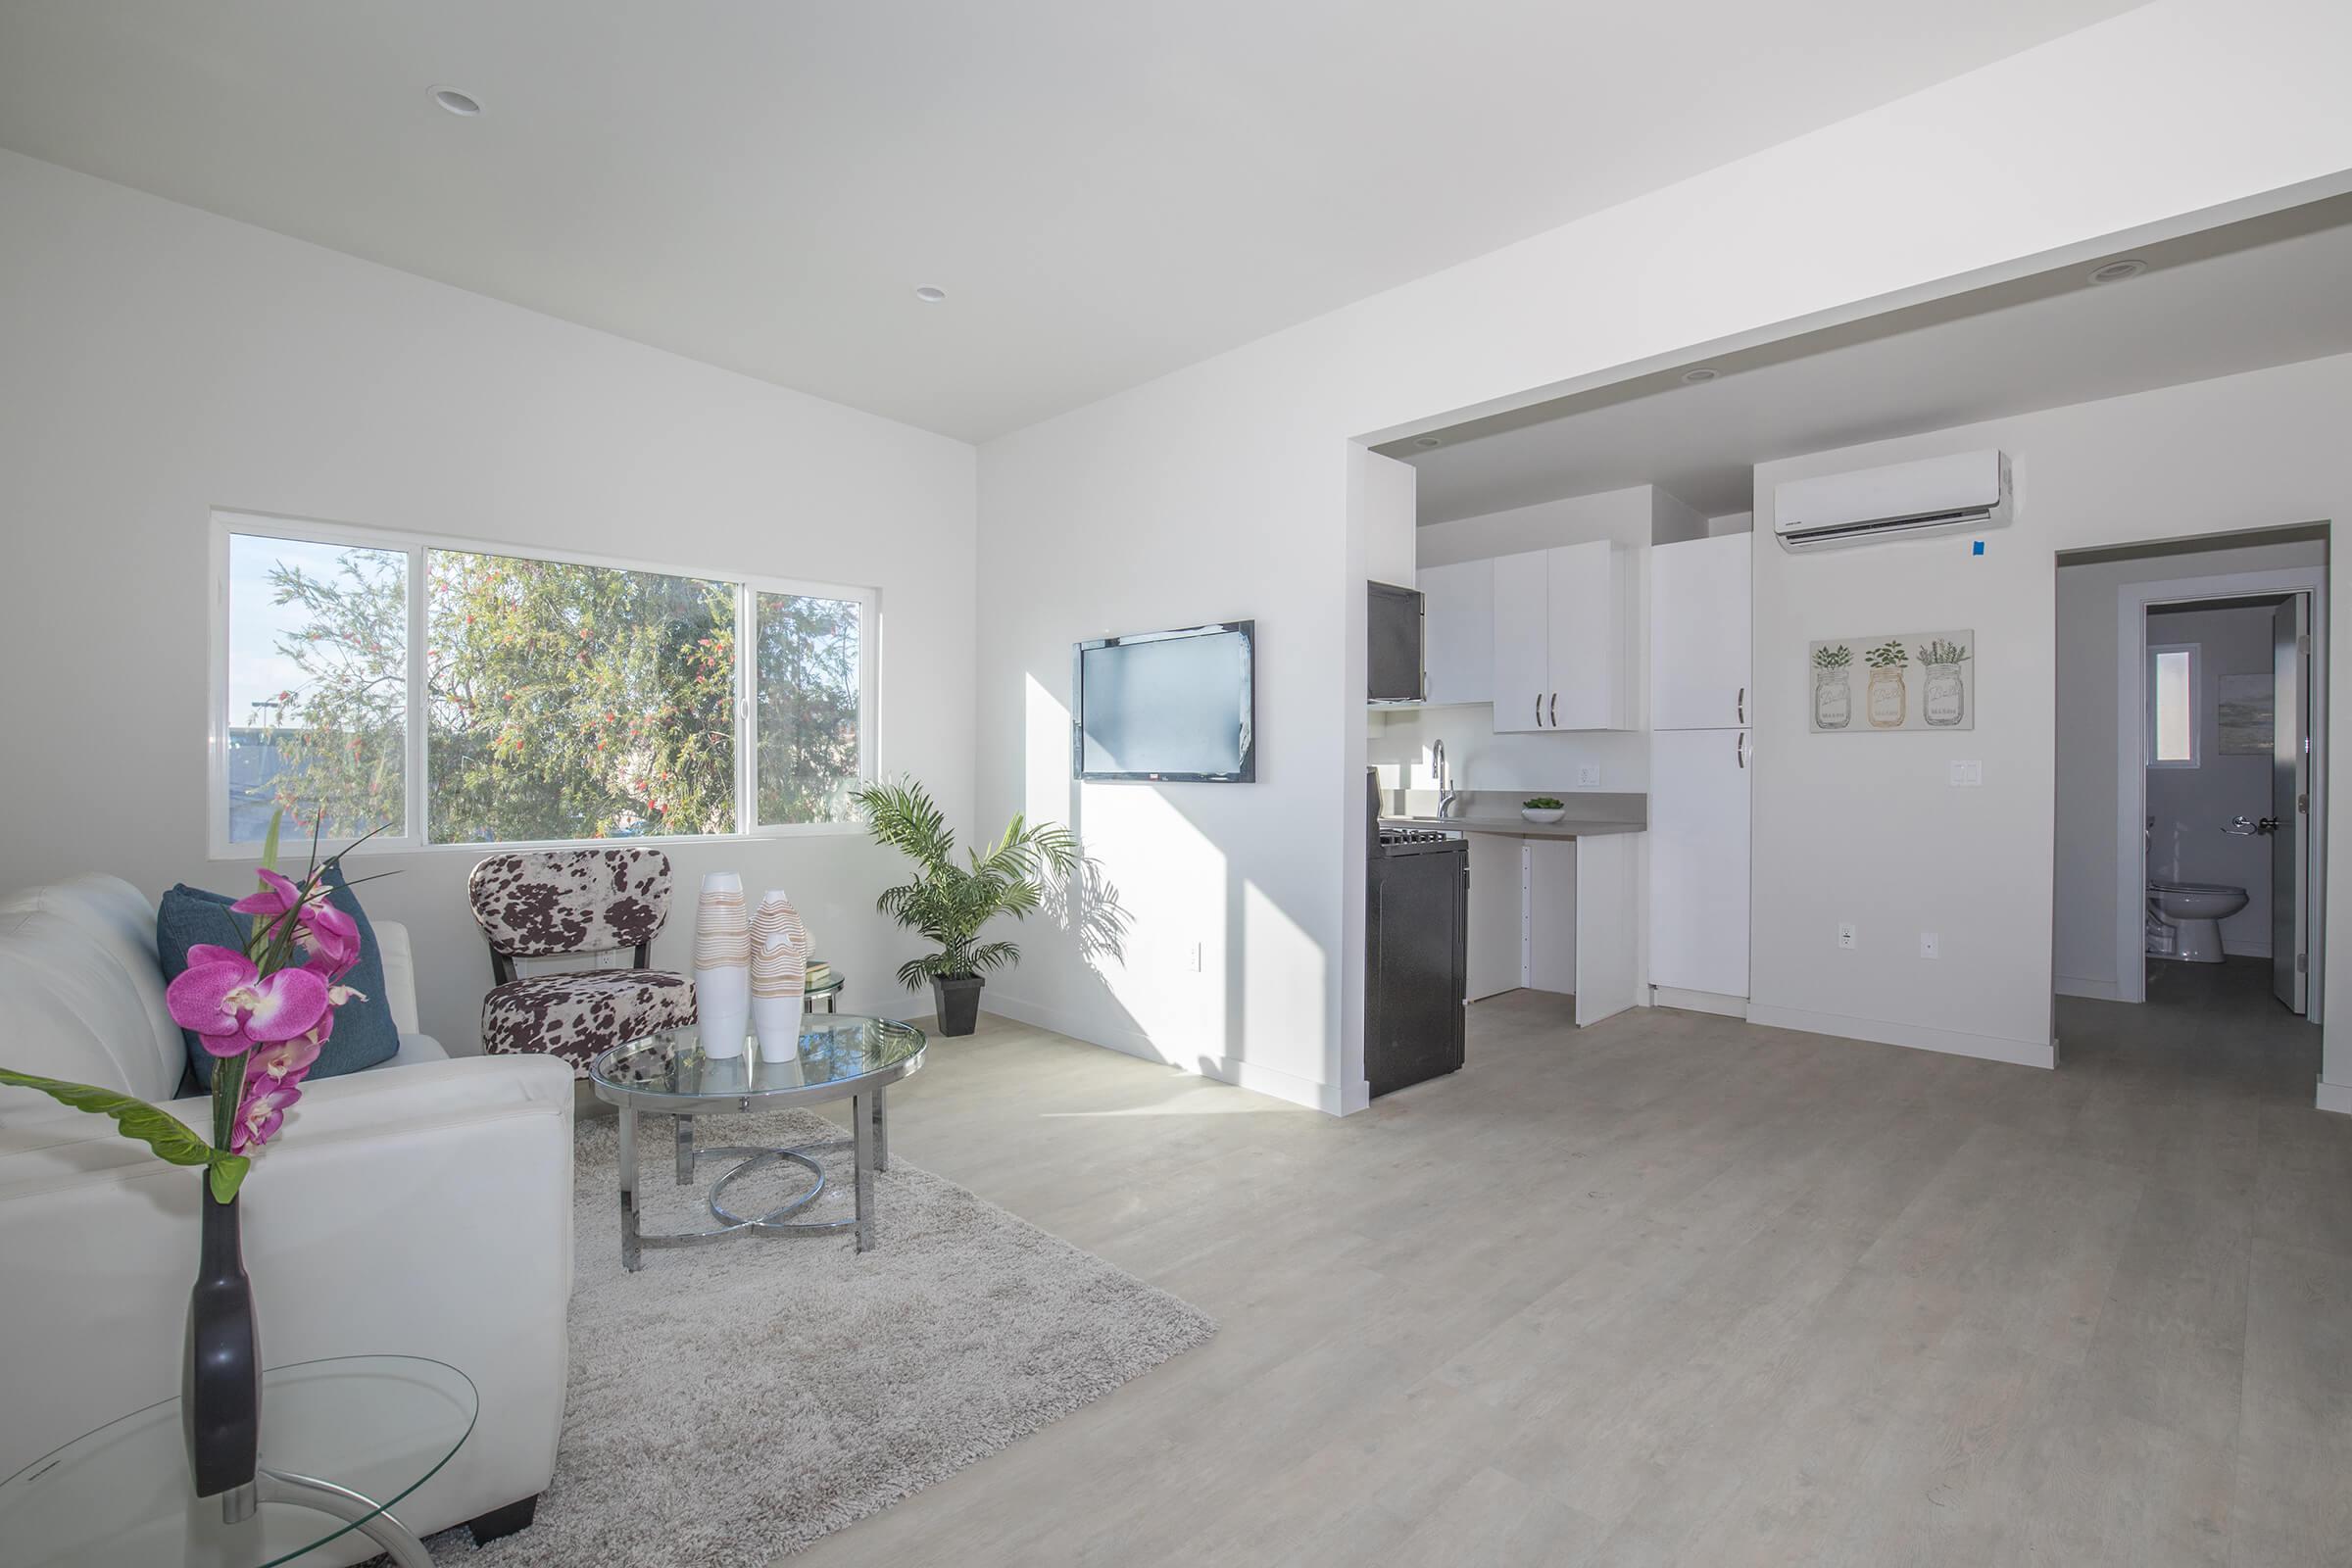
xmin=1367 ymin=581 xmax=1424 ymax=703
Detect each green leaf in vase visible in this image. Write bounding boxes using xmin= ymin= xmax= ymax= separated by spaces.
xmin=0 ymin=1068 xmax=215 ymax=1167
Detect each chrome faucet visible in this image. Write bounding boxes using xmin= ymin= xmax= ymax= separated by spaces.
xmin=1433 ymin=740 xmax=1461 ymax=820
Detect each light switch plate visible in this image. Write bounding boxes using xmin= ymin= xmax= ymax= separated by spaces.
xmin=1920 ymin=932 xmax=1939 ymax=958
xmin=1838 ymin=923 xmax=1856 ymax=951
xmin=1949 ymin=760 xmax=1983 ymax=787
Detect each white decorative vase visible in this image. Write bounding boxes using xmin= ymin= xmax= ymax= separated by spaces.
xmin=750 ymin=890 xmax=813 ymax=1064
xmin=694 ymin=872 xmax=750 ymax=1059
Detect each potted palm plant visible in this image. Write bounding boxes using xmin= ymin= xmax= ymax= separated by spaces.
xmin=852 ymin=777 xmax=1077 ymax=1036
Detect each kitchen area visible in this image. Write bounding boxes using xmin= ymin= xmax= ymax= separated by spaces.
xmin=1362 ymin=483 xmax=1754 ymax=1098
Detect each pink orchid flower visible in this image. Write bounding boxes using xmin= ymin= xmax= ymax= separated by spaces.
xmin=229 ymin=866 xmax=318 ymax=923
xmin=165 ymin=944 xmax=330 ymax=1055
xmin=247 ymin=1025 xmax=324 ymax=1085
xmin=231 ymin=1075 xmax=303 ymax=1154
xmin=234 ymin=867 xmax=362 ymax=981
xmin=296 ymin=900 xmax=364 ymax=981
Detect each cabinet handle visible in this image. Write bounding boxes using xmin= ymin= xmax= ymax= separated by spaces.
xmin=1534 ymin=694 xmax=1544 ymax=727
xmin=1550 ymin=692 xmax=1558 ymax=726
xmin=1737 ymin=731 xmax=1746 ymax=769
xmin=1737 ymin=685 xmax=1745 ymax=724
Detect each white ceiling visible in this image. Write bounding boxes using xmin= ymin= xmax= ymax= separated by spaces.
xmin=0 ymin=0 xmax=2139 ymax=443
xmin=1405 ymin=217 xmax=2352 ymax=521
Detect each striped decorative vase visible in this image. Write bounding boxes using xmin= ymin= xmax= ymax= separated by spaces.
xmin=750 ymin=890 xmax=814 ymax=1064
xmin=694 ymin=872 xmax=751 ymax=1059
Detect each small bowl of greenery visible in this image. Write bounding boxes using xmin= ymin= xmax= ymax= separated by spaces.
xmin=1521 ymin=796 xmax=1566 ymax=824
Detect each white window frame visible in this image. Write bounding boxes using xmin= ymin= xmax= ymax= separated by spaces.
xmin=2147 ymin=641 xmax=2200 ymax=769
xmin=208 ymin=509 xmax=880 ymax=858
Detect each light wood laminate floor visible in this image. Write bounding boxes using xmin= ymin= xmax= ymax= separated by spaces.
xmin=792 ymin=961 xmax=2349 ymax=1567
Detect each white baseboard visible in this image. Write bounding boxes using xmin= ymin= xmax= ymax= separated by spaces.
xmin=2317 ymin=1079 xmax=2352 ymax=1117
xmin=1650 ymin=986 xmax=1749 ymax=1019
xmin=2055 ymin=974 xmax=2124 ymax=1002
xmin=1202 ymin=1054 xmax=1345 ymax=1114
xmin=979 ymin=993 xmax=1340 ymax=1114
xmin=1745 ymin=1003 xmax=2056 ymax=1070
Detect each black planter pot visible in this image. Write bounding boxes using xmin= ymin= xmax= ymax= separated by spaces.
xmin=183 ymin=1188 xmax=261 ymax=1498
xmin=930 ymin=974 xmax=984 ymax=1037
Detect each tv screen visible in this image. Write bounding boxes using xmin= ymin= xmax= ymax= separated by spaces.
xmin=1073 ymin=621 xmax=1255 ymax=782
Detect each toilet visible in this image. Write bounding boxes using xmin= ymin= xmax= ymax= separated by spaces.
xmin=2146 ymin=880 xmax=2249 ymax=963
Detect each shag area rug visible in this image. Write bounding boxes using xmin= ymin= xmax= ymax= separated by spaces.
xmin=424 ymin=1106 xmax=1214 ymax=1566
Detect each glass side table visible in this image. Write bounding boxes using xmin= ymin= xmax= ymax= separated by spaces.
xmin=0 ymin=1355 xmax=475 ymax=1568
xmin=588 ymin=1014 xmax=926 ymax=1269
xmin=804 ymin=972 xmax=844 ymax=1012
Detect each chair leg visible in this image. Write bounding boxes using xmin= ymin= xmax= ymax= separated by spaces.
xmin=466 ymin=1494 xmax=539 ymax=1544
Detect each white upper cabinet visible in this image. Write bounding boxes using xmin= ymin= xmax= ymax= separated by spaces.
xmin=1649 ymin=532 xmax=1751 ymax=731
xmin=1490 ymin=550 xmax=1551 ymax=730
xmin=1492 ymin=540 xmax=1631 ymax=731
xmin=1417 ymin=560 xmax=1493 ymax=707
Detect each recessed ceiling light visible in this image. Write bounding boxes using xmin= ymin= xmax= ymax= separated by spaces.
xmin=2088 ymin=258 xmax=2147 ymax=284
xmin=913 ymin=286 xmax=947 ymax=304
xmin=1680 ymin=367 xmax=1721 ymax=384
xmin=431 ymin=86 xmax=481 ymax=117
xmin=1413 ymin=435 xmax=1443 ymax=449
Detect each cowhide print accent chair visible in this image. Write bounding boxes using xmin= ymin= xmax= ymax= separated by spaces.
xmin=466 ymin=848 xmax=696 ymax=1077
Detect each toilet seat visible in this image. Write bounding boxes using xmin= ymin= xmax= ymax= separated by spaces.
xmin=2149 ymin=879 xmax=2241 ymax=896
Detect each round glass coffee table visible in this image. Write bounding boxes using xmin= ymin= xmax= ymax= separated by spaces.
xmin=0 ymin=1354 xmax=475 ymax=1568
xmin=588 ymin=1014 xmax=927 ymax=1270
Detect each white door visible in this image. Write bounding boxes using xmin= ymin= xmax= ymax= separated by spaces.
xmin=2274 ymin=594 xmax=2310 ymax=1012
xmin=1419 ymin=560 xmax=1494 ymax=707
xmin=1650 ymin=533 xmax=1751 ymax=731
xmin=1648 ymin=726 xmax=1751 ymax=997
xmin=1491 ymin=551 xmax=1550 ymax=731
xmin=1546 ymin=540 xmax=1621 ymax=729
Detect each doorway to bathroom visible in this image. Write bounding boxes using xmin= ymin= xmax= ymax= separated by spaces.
xmin=2141 ymin=589 xmax=2316 ymax=1010
xmin=2053 ymin=530 xmax=2329 ymax=1025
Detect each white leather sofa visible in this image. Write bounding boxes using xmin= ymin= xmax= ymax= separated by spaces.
xmin=0 ymin=874 xmax=573 ymax=1558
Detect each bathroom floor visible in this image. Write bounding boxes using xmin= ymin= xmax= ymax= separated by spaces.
xmin=2091 ymin=954 xmax=2320 ymax=1095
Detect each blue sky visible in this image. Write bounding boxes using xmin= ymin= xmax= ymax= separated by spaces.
xmin=226 ymin=533 xmax=404 ymax=726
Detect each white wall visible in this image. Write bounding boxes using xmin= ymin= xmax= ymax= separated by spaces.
xmin=1652 ymin=490 xmax=1709 ymax=547
xmin=975 ymin=0 xmax=2352 ymax=1112
xmin=1416 ymin=486 xmax=1653 ymax=567
xmin=1751 ymin=353 xmax=2352 ymax=1072
xmin=2146 ymin=601 xmax=2291 ymax=956
xmin=2055 ymin=539 xmax=2325 ymax=995
xmin=0 ymin=150 xmax=978 ymax=1054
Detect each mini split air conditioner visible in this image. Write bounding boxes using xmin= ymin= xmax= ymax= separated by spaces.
xmin=1773 ymin=449 xmax=2010 ymax=552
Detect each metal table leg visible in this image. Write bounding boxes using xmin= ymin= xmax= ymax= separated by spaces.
xmin=852 ymin=1090 xmax=875 ymax=1252
xmin=617 ymin=1104 xmax=641 ymax=1272
xmin=253 ymin=1468 xmax=434 ymax=1568
xmin=675 ymin=1113 xmax=695 ymax=1184
xmin=871 ymin=1084 xmax=889 ymax=1172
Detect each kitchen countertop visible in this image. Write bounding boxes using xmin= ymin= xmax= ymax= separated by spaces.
xmin=1381 ymin=813 xmax=1645 ymax=840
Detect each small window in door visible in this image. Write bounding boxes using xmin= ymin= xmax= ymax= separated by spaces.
xmin=2149 ymin=643 xmax=2198 ymax=768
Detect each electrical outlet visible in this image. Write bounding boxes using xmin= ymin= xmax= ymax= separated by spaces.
xmin=1185 ymin=942 xmax=1202 ymax=973
xmin=1576 ymin=763 xmax=1602 ymax=789
xmin=1838 ymin=923 xmax=1856 ymax=951
xmin=1920 ymin=932 xmax=1939 ymax=959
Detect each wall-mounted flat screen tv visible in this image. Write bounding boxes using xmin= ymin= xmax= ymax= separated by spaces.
xmin=1073 ymin=621 xmax=1255 ymax=782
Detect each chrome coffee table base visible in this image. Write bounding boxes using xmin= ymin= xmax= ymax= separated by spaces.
xmin=224 ymin=1468 xmax=434 ymax=1568
xmin=614 ymin=1087 xmax=888 ymax=1271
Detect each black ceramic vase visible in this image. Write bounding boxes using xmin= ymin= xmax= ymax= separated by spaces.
xmin=182 ymin=1187 xmax=261 ymax=1498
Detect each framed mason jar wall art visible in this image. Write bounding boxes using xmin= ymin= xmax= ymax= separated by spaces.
xmin=1806 ymin=630 xmax=1973 ymax=733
